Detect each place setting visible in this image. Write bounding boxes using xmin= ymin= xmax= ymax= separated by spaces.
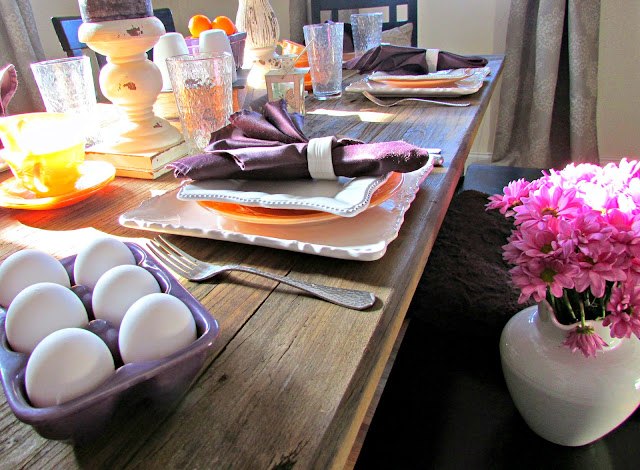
xmin=120 ymin=98 xmax=436 ymax=261
xmin=344 ymin=44 xmax=491 ymax=99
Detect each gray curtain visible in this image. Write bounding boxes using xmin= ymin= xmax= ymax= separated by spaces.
xmin=0 ymin=0 xmax=46 ymax=114
xmin=492 ymin=0 xmax=600 ymax=169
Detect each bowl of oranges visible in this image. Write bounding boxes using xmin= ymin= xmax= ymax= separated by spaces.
xmin=186 ymin=14 xmax=246 ymax=70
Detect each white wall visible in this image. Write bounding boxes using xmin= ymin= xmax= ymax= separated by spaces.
xmin=597 ymin=0 xmax=640 ymax=163
xmin=30 ymin=0 xmax=639 ymax=162
xmin=415 ymin=0 xmax=510 ymax=159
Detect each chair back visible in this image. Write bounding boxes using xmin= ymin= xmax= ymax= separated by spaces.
xmin=51 ymin=8 xmax=176 ymax=68
xmin=310 ymin=0 xmax=417 ymax=47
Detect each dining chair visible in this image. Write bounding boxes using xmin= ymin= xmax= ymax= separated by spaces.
xmin=458 ymin=164 xmax=544 ymax=195
xmin=51 ymin=8 xmax=176 ymax=68
xmin=309 ymin=0 xmax=418 ymax=47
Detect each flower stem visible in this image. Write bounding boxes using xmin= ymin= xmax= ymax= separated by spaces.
xmin=579 ymin=300 xmax=586 ymax=327
xmin=562 ymin=290 xmax=578 ymax=322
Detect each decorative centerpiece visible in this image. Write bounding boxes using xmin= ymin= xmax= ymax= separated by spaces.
xmin=488 ymin=159 xmax=640 ymax=446
xmin=77 ymin=0 xmax=182 ymax=154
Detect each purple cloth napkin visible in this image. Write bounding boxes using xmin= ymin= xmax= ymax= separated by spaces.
xmin=344 ymin=45 xmax=488 ymax=75
xmin=167 ymin=99 xmax=430 ymax=181
xmin=438 ymin=50 xmax=489 ymax=70
xmin=0 ymin=64 xmax=18 ymax=117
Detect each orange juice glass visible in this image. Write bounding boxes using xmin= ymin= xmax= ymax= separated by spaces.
xmin=0 ymin=113 xmax=85 ymax=197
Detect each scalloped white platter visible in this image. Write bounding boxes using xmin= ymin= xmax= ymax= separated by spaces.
xmin=119 ymin=165 xmax=431 ymax=261
xmin=177 ymin=173 xmax=390 ymax=217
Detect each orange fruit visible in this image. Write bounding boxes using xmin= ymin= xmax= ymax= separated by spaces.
xmin=188 ymin=14 xmax=212 ymax=38
xmin=211 ymin=16 xmax=237 ymax=36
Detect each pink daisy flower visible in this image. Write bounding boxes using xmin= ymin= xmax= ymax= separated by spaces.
xmin=513 ymin=185 xmax=584 ymax=226
xmin=562 ymin=325 xmax=608 ymax=358
xmin=510 ymin=258 xmax=578 ymax=303
xmin=605 ymin=209 xmax=640 ymax=256
xmin=486 ymin=178 xmax=532 ymax=217
xmin=513 ymin=218 xmax=575 ymax=262
xmin=574 ymin=245 xmax=628 ymax=298
xmin=604 ymin=284 xmax=640 ymax=339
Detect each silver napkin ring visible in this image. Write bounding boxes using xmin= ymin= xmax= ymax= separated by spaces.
xmin=307 ymin=136 xmax=337 ymax=180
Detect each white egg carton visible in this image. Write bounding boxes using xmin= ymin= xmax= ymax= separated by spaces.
xmin=0 ymin=242 xmax=219 ymax=443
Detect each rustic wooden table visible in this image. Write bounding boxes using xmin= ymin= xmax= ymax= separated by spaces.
xmin=0 ymin=56 xmax=503 ymax=469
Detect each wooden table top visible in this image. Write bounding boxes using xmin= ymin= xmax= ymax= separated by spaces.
xmin=0 ymin=55 xmax=503 ymax=469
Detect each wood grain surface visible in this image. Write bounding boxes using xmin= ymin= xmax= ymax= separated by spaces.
xmin=0 ymin=56 xmax=503 ymax=470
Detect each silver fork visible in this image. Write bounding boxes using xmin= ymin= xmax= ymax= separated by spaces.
xmin=148 ymin=236 xmax=376 ymax=310
xmin=363 ymin=91 xmax=470 ymax=108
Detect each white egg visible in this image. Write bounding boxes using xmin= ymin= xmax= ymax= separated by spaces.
xmin=74 ymin=238 xmax=136 ymax=289
xmin=25 ymin=328 xmax=115 ymax=408
xmin=119 ymin=293 xmax=197 ymax=364
xmin=92 ymin=265 xmax=161 ymax=328
xmin=5 ymin=282 xmax=89 ymax=354
xmin=0 ymin=249 xmax=70 ymax=308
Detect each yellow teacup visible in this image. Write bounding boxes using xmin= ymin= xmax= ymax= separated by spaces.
xmin=0 ymin=112 xmax=85 ymax=197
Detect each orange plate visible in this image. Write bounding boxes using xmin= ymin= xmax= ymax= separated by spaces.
xmin=371 ymin=69 xmax=475 ymax=89
xmin=0 ymin=161 xmax=116 ymax=210
xmin=198 ymin=172 xmax=404 ymax=225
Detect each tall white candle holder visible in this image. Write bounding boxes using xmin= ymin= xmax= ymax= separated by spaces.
xmin=78 ymin=16 xmax=182 ymax=153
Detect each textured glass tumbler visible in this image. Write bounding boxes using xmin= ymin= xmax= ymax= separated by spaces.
xmin=303 ymin=22 xmax=344 ymax=100
xmin=351 ymin=13 xmax=383 ymax=57
xmin=166 ymin=52 xmax=233 ymax=156
xmin=30 ymin=56 xmax=99 ymax=146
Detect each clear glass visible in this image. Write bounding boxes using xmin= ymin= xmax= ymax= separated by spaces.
xmin=166 ymin=52 xmax=234 ymax=156
xmin=30 ymin=56 xmax=99 ymax=146
xmin=351 ymin=12 xmax=383 ymax=57
xmin=303 ymin=22 xmax=344 ymax=100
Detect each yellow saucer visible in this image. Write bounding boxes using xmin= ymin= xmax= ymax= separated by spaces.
xmin=0 ymin=161 xmax=116 ymax=210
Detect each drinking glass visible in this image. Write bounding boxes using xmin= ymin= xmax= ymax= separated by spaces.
xmin=166 ymin=52 xmax=233 ymax=156
xmin=303 ymin=22 xmax=344 ymax=100
xmin=350 ymin=12 xmax=383 ymax=57
xmin=30 ymin=56 xmax=99 ymax=146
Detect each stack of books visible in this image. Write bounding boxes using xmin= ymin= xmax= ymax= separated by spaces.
xmin=86 ymin=103 xmax=187 ymax=179
xmin=85 ymin=140 xmax=188 ymax=179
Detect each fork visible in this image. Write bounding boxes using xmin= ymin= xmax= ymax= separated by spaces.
xmin=148 ymin=236 xmax=376 ymax=310
xmin=362 ymin=91 xmax=470 ymax=108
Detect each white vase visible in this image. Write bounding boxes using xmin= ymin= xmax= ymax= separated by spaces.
xmin=500 ymin=300 xmax=640 ymax=446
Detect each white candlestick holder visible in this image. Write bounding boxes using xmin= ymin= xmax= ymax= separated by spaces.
xmin=79 ymin=16 xmax=182 ymax=153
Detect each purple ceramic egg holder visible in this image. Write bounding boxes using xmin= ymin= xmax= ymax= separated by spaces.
xmin=0 ymin=242 xmax=219 ymax=444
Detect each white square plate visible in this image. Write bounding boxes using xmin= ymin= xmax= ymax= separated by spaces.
xmin=119 ymin=165 xmax=432 ymax=261
xmin=177 ymin=174 xmax=390 ymax=217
